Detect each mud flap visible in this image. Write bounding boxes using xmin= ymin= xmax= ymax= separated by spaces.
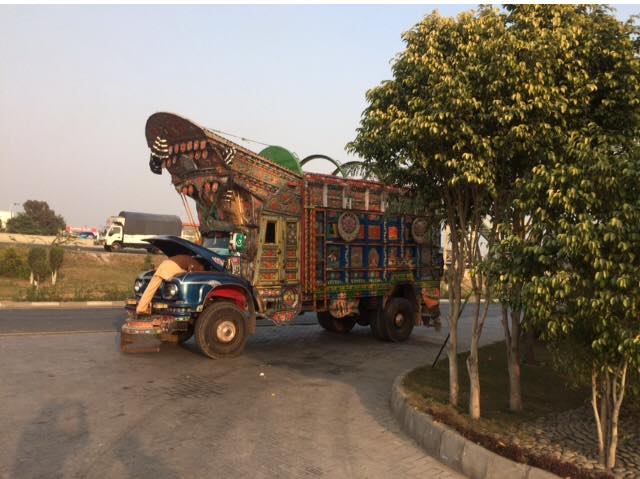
xmin=421 ymin=294 xmax=441 ymax=330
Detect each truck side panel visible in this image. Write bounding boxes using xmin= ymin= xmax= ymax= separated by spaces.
xmin=303 ymin=174 xmax=442 ymax=319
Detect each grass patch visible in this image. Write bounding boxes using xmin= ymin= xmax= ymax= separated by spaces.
xmin=0 ymin=245 xmax=163 ymax=301
xmin=404 ymin=341 xmax=616 ymax=479
xmin=405 ymin=341 xmax=587 ymax=424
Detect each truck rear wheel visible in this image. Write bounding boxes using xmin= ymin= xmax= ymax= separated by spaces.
xmin=383 ymin=297 xmax=415 ymax=342
xmin=317 ymin=311 xmax=356 ymax=333
xmin=360 ymin=301 xmax=389 ymax=341
xmin=369 ymin=308 xmax=390 ymax=341
xmin=195 ymin=302 xmax=247 ymax=359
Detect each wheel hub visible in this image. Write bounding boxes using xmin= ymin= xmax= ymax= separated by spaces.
xmin=394 ymin=313 xmax=405 ymax=327
xmin=216 ymin=320 xmax=237 ymax=343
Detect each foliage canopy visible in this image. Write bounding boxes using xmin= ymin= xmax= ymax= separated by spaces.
xmin=6 ymin=200 xmax=65 ymax=235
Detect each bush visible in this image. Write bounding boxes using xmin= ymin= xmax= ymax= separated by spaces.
xmin=0 ymin=248 xmax=29 ymax=279
xmin=27 ymin=247 xmax=49 ymax=283
xmin=143 ymin=253 xmax=153 ymax=271
xmin=49 ymin=246 xmax=64 ymax=271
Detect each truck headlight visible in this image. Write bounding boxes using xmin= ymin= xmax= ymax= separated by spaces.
xmin=162 ymin=282 xmax=179 ymax=299
xmin=133 ymin=279 xmax=144 ymax=293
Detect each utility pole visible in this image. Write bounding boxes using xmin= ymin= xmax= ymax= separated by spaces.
xmin=10 ymin=202 xmax=20 ymax=219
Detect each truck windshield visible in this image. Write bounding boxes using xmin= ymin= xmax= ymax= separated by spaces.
xmin=203 ymin=232 xmax=230 ymax=256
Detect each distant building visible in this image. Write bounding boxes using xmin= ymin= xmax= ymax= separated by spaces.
xmin=0 ymin=210 xmax=12 ymax=229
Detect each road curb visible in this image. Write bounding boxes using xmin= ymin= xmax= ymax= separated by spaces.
xmin=389 ymin=372 xmax=560 ymax=479
xmin=0 ymin=301 xmax=123 ymax=309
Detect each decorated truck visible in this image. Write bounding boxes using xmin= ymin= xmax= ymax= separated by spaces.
xmin=121 ymin=112 xmax=443 ymax=357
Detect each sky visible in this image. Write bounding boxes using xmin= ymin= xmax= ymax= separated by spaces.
xmin=1 ymin=4 xmax=638 ymax=228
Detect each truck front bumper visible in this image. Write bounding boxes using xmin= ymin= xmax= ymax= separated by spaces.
xmin=121 ymin=299 xmax=193 ymax=353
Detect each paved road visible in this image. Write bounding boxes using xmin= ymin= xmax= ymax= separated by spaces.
xmin=0 ymin=305 xmax=503 ymax=479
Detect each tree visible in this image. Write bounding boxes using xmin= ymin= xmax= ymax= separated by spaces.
xmin=480 ymin=4 xmax=640 ymax=413
xmin=350 ymin=8 xmax=492 ymax=414
xmin=49 ymin=246 xmax=64 ymax=285
xmin=27 ymin=247 xmax=49 ymax=287
xmin=6 ymin=200 xmax=65 ymax=235
xmin=350 ymin=4 xmax=640 ymax=422
xmin=521 ymin=135 xmax=640 ymax=469
xmin=485 ymin=5 xmax=640 ymax=467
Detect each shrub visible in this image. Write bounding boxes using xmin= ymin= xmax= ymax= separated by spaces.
xmin=0 ymin=248 xmax=29 ymax=279
xmin=27 ymin=247 xmax=49 ymax=284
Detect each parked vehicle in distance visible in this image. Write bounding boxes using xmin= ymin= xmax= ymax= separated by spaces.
xmin=77 ymin=231 xmax=96 ymax=240
xmin=99 ymin=211 xmax=183 ymax=252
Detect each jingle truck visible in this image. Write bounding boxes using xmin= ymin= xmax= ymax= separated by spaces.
xmin=121 ymin=112 xmax=443 ymax=358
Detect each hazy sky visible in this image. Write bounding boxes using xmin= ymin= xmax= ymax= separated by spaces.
xmin=1 ymin=4 xmax=637 ymax=228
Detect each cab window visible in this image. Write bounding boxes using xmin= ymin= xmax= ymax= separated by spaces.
xmin=264 ymin=221 xmax=276 ymax=244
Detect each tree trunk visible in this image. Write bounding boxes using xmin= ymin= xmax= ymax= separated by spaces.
xmin=591 ymin=363 xmax=628 ymax=470
xmin=501 ymin=306 xmax=523 ymax=411
xmin=29 ymin=271 xmax=34 ymax=285
xmin=51 ymin=269 xmax=57 ymax=286
xmin=448 ymin=323 xmax=459 ymax=407
xmin=467 ymin=333 xmax=481 ymax=419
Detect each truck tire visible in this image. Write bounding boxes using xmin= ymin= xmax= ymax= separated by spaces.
xmin=383 ymin=297 xmax=415 ymax=342
xmin=317 ymin=311 xmax=356 ymax=333
xmin=111 ymin=241 xmax=123 ymax=252
xmin=369 ymin=307 xmax=390 ymax=341
xmin=360 ymin=301 xmax=390 ymax=341
xmin=104 ymin=245 xmax=112 ymax=252
xmin=195 ymin=302 xmax=247 ymax=359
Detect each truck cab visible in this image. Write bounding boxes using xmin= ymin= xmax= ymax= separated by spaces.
xmin=123 ymin=235 xmax=257 ymax=357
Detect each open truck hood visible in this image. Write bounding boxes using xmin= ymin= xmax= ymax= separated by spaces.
xmin=144 ymin=235 xmax=227 ymax=272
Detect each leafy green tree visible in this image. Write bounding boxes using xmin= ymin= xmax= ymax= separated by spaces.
xmin=481 ymin=4 xmax=640 ymax=413
xmin=6 ymin=200 xmax=65 ymax=235
xmin=520 ymin=136 xmax=640 ymax=469
xmin=27 ymin=247 xmax=49 ymax=286
xmin=488 ymin=6 xmax=640 ymax=468
xmin=349 ymin=7 xmax=504 ymax=415
xmin=350 ymin=4 xmax=640 ymax=425
xmin=49 ymin=246 xmax=64 ymax=285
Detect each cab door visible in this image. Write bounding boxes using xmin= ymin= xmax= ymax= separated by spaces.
xmin=256 ymin=215 xmax=301 ymax=322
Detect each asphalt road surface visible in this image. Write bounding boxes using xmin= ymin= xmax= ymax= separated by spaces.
xmin=0 ymin=304 xmax=503 ymax=479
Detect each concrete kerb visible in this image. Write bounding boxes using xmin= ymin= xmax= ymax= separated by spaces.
xmin=389 ymin=373 xmax=561 ymax=479
xmin=0 ymin=301 xmax=123 ymax=309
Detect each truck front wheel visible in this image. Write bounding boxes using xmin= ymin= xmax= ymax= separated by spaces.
xmin=317 ymin=311 xmax=356 ymax=333
xmin=195 ymin=302 xmax=247 ymax=359
xmin=111 ymin=241 xmax=123 ymax=252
